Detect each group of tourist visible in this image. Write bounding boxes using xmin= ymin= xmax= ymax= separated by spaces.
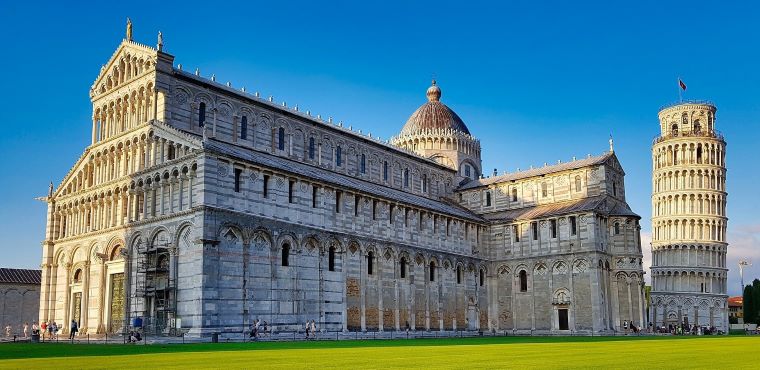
xmin=304 ymin=320 xmax=317 ymax=339
xmin=3 ymin=321 xmax=75 ymax=341
xmin=652 ymin=323 xmax=720 ymax=335
xmin=249 ymin=319 xmax=270 ymax=339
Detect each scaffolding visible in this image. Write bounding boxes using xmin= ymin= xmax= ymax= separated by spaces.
xmin=130 ymin=240 xmax=177 ymax=336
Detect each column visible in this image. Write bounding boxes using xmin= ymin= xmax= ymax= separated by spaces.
xmin=91 ymin=117 xmax=97 ymax=144
xmin=81 ymin=261 xmax=91 ymax=333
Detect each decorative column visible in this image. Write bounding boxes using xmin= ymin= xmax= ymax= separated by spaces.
xmin=81 ymin=261 xmax=91 ymax=333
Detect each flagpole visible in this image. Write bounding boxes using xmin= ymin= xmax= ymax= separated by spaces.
xmin=677 ymin=76 xmax=682 ymax=102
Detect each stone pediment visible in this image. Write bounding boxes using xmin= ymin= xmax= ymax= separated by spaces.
xmin=90 ymin=40 xmax=159 ymax=99
xmin=602 ymin=152 xmax=625 ymax=175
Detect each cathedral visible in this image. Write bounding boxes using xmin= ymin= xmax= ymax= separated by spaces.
xmin=38 ymin=23 xmax=646 ymax=337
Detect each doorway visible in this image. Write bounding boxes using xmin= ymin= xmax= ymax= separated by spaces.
xmin=109 ymin=273 xmax=125 ymax=333
xmin=558 ymin=308 xmax=569 ymax=330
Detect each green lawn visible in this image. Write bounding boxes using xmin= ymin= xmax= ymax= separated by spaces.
xmin=0 ymin=336 xmax=757 ymax=369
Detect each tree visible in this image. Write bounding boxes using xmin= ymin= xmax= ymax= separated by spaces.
xmin=753 ymin=279 xmax=760 ymax=323
xmin=743 ymin=285 xmax=754 ymax=324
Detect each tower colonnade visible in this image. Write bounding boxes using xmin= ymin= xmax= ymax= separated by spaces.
xmin=650 ymin=102 xmax=728 ymax=331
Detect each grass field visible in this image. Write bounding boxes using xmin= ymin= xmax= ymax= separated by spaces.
xmin=0 ymin=336 xmax=757 ymax=369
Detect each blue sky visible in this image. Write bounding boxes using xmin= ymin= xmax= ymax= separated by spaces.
xmin=1 ymin=1 xmax=758 ymax=295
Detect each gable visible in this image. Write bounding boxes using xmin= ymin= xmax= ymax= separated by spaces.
xmin=90 ymin=40 xmax=158 ymax=99
xmin=602 ymin=153 xmax=625 ymax=176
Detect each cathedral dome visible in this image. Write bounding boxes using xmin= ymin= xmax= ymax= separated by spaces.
xmin=399 ymin=81 xmax=471 ymax=136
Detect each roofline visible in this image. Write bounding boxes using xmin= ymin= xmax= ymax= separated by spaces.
xmin=200 ymin=138 xmax=486 ymax=224
xmin=458 ymin=151 xmax=615 ymax=191
xmin=170 ymin=70 xmax=456 ymax=174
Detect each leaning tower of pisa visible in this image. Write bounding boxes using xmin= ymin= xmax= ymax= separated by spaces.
xmin=649 ymin=101 xmax=728 ymax=331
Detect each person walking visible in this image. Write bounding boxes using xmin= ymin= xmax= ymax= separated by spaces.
xmin=310 ymin=320 xmax=317 ymax=339
xmin=305 ymin=321 xmax=310 ymax=339
xmin=23 ymin=322 xmax=28 ymax=338
xmin=69 ymin=320 xmax=78 ymax=340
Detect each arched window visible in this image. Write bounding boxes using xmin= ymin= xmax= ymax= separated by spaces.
xmin=308 ymin=137 xmax=315 ymax=159
xmin=671 ymin=124 xmax=679 ymax=136
xmin=693 ymin=119 xmax=701 ymax=133
xmin=513 ymin=225 xmax=520 ymax=242
xmin=400 ymin=257 xmax=407 ymax=278
xmin=240 ymin=116 xmax=248 ymax=140
xmin=336 ymin=146 xmax=342 ymax=166
xmin=519 ymin=270 xmax=528 ymax=292
xmin=512 ymin=188 xmax=518 ymax=202
xmin=575 ymin=176 xmax=582 ymax=192
xmin=612 ymin=182 xmax=617 ymax=196
xmin=479 ymin=269 xmax=485 ymax=287
xmin=541 ymin=182 xmax=548 ymax=198
xmin=360 ymin=154 xmax=366 ymax=174
xmin=614 ymin=222 xmax=620 ymax=235
xmin=403 ymin=168 xmax=409 ymax=188
xmin=429 ymin=261 xmax=436 ymax=282
xmin=485 ymin=191 xmax=492 ymax=206
xmin=367 ymin=251 xmax=374 ymax=275
xmin=281 ymin=243 xmax=290 ymax=266
xmin=73 ymin=269 xmax=83 ymax=283
xmin=696 ymin=145 xmax=702 ymax=164
xmin=383 ymin=161 xmax=389 ymax=181
xmin=422 ymin=174 xmax=427 ymax=193
xmin=198 ymin=102 xmax=206 ymax=127
xmin=328 ymin=246 xmax=336 ymax=272
xmin=682 ymin=112 xmax=688 ymax=125
xmin=464 ymin=164 xmax=471 ymax=179
xmin=278 ymin=127 xmax=285 ymax=151
xmin=456 ymin=265 xmax=462 ymax=284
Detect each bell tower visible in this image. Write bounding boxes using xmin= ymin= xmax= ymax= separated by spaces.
xmin=649 ymin=101 xmax=728 ymax=331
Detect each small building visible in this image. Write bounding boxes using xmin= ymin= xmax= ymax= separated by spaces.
xmin=728 ymin=296 xmax=743 ymax=320
xmin=0 ymin=268 xmax=41 ymax=336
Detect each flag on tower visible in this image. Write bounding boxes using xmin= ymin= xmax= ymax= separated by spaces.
xmin=679 ymin=79 xmax=687 ymax=91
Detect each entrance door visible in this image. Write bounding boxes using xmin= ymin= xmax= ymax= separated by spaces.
xmin=109 ymin=273 xmax=125 ymax=333
xmin=558 ymin=308 xmax=569 ymax=330
xmin=72 ymin=293 xmax=82 ymax=323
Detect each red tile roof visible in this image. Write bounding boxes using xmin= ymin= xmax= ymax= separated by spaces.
xmin=728 ymin=296 xmax=743 ymax=306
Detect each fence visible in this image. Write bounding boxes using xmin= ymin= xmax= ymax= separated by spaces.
xmin=2 ymin=328 xmax=670 ymax=345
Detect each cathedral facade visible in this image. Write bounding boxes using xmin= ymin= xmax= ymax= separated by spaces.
xmin=38 ymin=26 xmax=645 ymax=337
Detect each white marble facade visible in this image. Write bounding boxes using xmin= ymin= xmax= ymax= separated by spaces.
xmin=38 ymin=27 xmax=645 ymax=337
xmin=649 ymin=102 xmax=729 ymax=331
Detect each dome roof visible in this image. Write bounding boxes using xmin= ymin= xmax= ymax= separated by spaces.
xmin=399 ymin=80 xmax=471 ymax=136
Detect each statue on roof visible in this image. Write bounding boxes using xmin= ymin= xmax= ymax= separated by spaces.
xmin=126 ymin=17 xmax=133 ymax=41
xmin=157 ymin=31 xmax=163 ymax=51
xmin=48 ymin=182 xmax=53 ymax=197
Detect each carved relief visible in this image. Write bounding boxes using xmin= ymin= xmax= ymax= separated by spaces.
xmin=573 ymin=259 xmax=589 ymax=274
xmin=218 ymin=163 xmax=229 ymax=177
